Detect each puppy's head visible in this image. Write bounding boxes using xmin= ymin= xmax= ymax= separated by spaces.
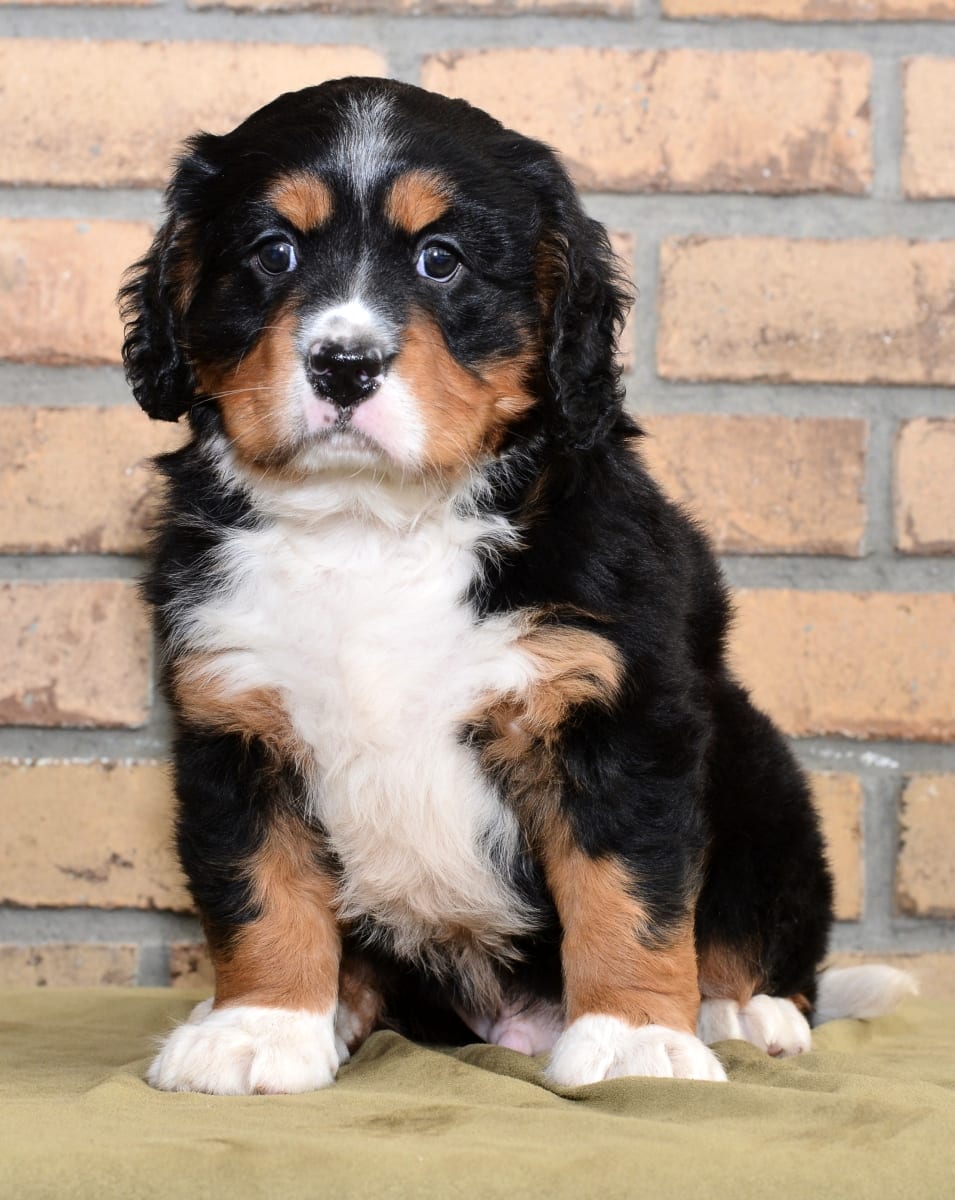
xmin=121 ymin=78 xmax=629 ymax=480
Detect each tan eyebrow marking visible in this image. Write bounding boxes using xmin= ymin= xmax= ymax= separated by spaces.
xmin=268 ymin=172 xmax=334 ymax=232
xmin=384 ymin=170 xmax=451 ymax=235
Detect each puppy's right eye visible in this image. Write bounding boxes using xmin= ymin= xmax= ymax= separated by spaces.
xmin=256 ymin=240 xmax=298 ymax=275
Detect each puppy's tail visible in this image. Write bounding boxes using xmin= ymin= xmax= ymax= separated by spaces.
xmin=813 ymin=965 xmax=918 ymax=1025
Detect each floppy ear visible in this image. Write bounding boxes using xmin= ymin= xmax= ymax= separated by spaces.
xmin=534 ymin=165 xmax=631 ymax=451
xmin=119 ymin=217 xmax=196 ymax=422
xmin=119 ymin=143 xmax=216 ymax=422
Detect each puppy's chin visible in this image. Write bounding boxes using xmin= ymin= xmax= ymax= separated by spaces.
xmin=291 ymin=429 xmax=393 ymax=476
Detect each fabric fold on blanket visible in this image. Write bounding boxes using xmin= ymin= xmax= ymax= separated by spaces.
xmin=1 ymin=989 xmax=952 ymax=1199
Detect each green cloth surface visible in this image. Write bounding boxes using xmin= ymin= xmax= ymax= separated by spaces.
xmin=1 ymin=989 xmax=953 ymax=1199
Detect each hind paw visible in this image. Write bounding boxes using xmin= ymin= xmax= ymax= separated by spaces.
xmin=698 ymin=995 xmax=811 ymax=1058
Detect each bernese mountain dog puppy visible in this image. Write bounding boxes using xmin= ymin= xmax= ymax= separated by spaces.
xmin=122 ymin=77 xmax=912 ymax=1095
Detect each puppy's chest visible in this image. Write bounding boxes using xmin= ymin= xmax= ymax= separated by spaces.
xmin=183 ymin=511 xmax=537 ymax=953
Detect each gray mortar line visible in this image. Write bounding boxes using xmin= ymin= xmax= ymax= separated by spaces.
xmin=9 ymin=5 xmax=955 ymax=54
xmin=870 ymin=53 xmax=904 ymax=204
xmin=795 ymin=737 xmax=955 ymax=776
xmin=0 ymin=908 xmax=202 ymax=942
xmin=862 ymin=408 xmax=900 ymax=560
xmin=719 ymin=555 xmax=955 ymax=591
xmin=4 ymin=191 xmax=955 ymax=238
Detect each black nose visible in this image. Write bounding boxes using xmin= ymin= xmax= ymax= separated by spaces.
xmin=307 ymin=343 xmax=384 ymax=408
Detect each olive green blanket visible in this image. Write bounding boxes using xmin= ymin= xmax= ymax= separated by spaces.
xmin=1 ymin=989 xmax=952 ymax=1199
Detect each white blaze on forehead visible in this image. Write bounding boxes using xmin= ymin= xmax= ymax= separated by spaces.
xmin=334 ymin=91 xmax=403 ymax=205
xmin=300 ymin=299 xmax=395 ymax=354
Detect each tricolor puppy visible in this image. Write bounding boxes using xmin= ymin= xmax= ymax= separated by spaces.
xmin=122 ymin=78 xmax=913 ymax=1095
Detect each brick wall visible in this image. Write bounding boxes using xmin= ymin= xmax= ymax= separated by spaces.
xmin=0 ymin=3 xmax=952 ymax=996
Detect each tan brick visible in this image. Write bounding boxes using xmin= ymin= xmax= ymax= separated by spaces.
xmin=812 ymin=773 xmax=863 ymax=921
xmin=0 ymin=40 xmax=385 ymax=188
xmin=827 ymin=952 xmax=953 ymax=1000
xmin=897 ymin=775 xmax=955 ymax=918
xmin=0 ymin=408 xmax=183 ymax=554
xmin=640 ymin=416 xmax=866 ymax=556
xmin=0 ymin=582 xmax=150 ymax=727
xmin=0 ymin=943 xmax=138 ymax=987
xmin=1 ymin=0 xmax=151 ymax=5
xmin=170 ymin=942 xmax=215 ymax=990
xmin=0 ymin=220 xmax=152 ymax=365
xmin=423 ymin=49 xmax=870 ymax=194
xmin=194 ymin=0 xmax=626 ymax=10
xmin=659 ymin=238 xmax=955 ymax=385
xmin=730 ymin=591 xmax=955 ymax=741
xmin=0 ymin=759 xmax=190 ymax=909
xmin=903 ymin=59 xmax=955 ymax=200
xmin=664 ymin=0 xmax=955 ymax=18
xmin=895 ymin=419 xmax=955 ymax=554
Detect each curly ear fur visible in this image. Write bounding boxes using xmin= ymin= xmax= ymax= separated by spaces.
xmin=119 ymin=143 xmax=216 ymax=422
xmin=533 ymin=164 xmax=631 ymax=452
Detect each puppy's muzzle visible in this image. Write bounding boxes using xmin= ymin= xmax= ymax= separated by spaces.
xmin=307 ymin=342 xmax=386 ymax=409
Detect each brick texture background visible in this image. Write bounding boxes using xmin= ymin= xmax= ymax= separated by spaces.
xmin=0 ymin=3 xmax=952 ymax=995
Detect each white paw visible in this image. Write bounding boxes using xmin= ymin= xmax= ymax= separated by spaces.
xmin=698 ymin=995 xmax=811 ymax=1058
xmin=546 ymin=1014 xmax=727 ymax=1085
xmin=147 ymin=1003 xmax=345 ymax=1095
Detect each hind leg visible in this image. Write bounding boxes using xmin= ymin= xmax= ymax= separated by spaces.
xmin=694 ymin=680 xmax=834 ymax=1056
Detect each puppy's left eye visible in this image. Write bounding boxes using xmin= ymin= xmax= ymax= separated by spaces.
xmin=256 ymin=240 xmax=298 ymax=275
xmin=416 ymin=244 xmax=460 ymax=282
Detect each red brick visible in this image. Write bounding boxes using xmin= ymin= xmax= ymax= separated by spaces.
xmin=0 ymin=943 xmax=139 ymax=986
xmin=0 ymin=759 xmax=190 ymax=910
xmin=640 ymin=416 xmax=866 ymax=556
xmin=659 ymin=237 xmax=955 ymax=385
xmin=731 ymin=591 xmax=955 ymax=741
xmin=897 ymin=775 xmax=955 ymax=918
xmin=903 ymin=58 xmax=955 ymax=199
xmin=812 ymin=773 xmax=863 ymax=921
xmin=664 ymin=0 xmax=955 ymax=17
xmin=0 ymin=582 xmax=150 ymax=728
xmin=0 ymin=40 xmax=385 ymax=187
xmin=0 ymin=220 xmax=152 ymax=365
xmin=193 ymin=0 xmax=626 ymax=10
xmin=422 ymin=49 xmax=871 ymax=194
xmin=895 ymin=419 xmax=955 ymax=554
xmin=0 ymin=408 xmax=183 ymax=554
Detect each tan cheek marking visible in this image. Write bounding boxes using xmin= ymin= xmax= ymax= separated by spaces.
xmin=384 ymin=170 xmax=450 ymax=235
xmin=696 ymin=942 xmax=761 ymax=1007
xmin=269 ymin=172 xmax=334 ymax=232
xmin=541 ymin=817 xmax=700 ymax=1034
xmin=172 ymin=654 xmax=304 ymax=764
xmin=195 ymin=308 xmax=299 ymax=468
xmin=395 ymin=314 xmax=536 ymax=473
xmin=214 ymin=810 xmax=340 ymax=1013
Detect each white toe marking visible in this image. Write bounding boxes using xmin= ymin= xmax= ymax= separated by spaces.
xmin=697 ymin=998 xmax=743 ymax=1045
xmin=545 ymin=1014 xmax=727 ymax=1085
xmin=738 ymin=995 xmax=812 ymax=1058
xmin=147 ymin=1004 xmax=343 ymax=1095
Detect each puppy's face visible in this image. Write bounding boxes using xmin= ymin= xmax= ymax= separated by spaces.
xmin=122 ymin=79 xmax=628 ymax=480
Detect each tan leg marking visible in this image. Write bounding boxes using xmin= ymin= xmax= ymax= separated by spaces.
xmin=213 ymin=810 xmax=340 ymax=1014
xmin=269 ymin=172 xmax=334 ymax=232
xmin=696 ymin=942 xmax=760 ymax=1006
xmin=384 ymin=170 xmax=450 ymax=235
xmin=542 ymin=818 xmax=700 ymax=1035
xmin=337 ymin=957 xmax=386 ymax=1052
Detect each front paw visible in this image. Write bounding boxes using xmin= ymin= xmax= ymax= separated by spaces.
xmin=147 ymin=1002 xmax=345 ymax=1095
xmin=546 ymin=1014 xmax=727 ymax=1085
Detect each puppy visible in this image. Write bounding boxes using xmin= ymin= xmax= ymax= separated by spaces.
xmin=122 ymin=77 xmax=912 ymax=1095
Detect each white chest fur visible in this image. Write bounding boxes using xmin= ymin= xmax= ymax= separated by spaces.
xmin=178 ymin=488 xmax=540 ymax=981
